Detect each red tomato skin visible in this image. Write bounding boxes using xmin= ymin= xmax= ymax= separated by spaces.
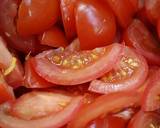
xmin=104 ymin=0 xmax=135 ymax=28
xmin=123 ymin=19 xmax=160 ymax=66
xmin=142 ymin=69 xmax=160 ymax=111
xmin=60 ymin=0 xmax=77 ymax=40
xmin=145 ymin=0 xmax=160 ymax=25
xmin=24 ymin=58 xmax=54 ymax=88
xmin=17 ymin=0 xmax=60 ymax=36
xmin=75 ymin=0 xmax=116 ymax=50
xmin=39 ymin=26 xmax=68 ymax=48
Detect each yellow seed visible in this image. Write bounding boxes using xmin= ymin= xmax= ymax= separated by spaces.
xmin=62 ymin=59 xmax=69 ymax=66
xmin=120 ymin=70 xmax=127 ymax=76
xmin=58 ymin=101 xmax=68 ymax=107
xmin=72 ymin=65 xmax=80 ymax=69
xmin=77 ymin=59 xmax=83 ymax=65
xmin=131 ymin=62 xmax=139 ymax=67
xmin=128 ymin=58 xmax=133 ymax=64
xmin=52 ymin=55 xmax=62 ymax=64
xmin=90 ymin=53 xmax=98 ymax=59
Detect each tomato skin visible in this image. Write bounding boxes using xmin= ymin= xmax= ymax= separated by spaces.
xmin=142 ymin=69 xmax=160 ymax=111
xmin=89 ymin=46 xmax=148 ymax=94
xmin=128 ymin=111 xmax=160 ymax=128
xmin=68 ymin=91 xmax=141 ymax=128
xmin=39 ymin=26 xmax=68 ymax=48
xmin=123 ymin=19 xmax=160 ymax=65
xmin=104 ymin=0 xmax=135 ymax=28
xmin=32 ymin=43 xmax=123 ymax=85
xmin=75 ymin=0 xmax=116 ymax=50
xmin=157 ymin=18 xmax=160 ymax=39
xmin=60 ymin=0 xmax=77 ymax=40
xmin=144 ymin=0 xmax=160 ymax=25
xmin=17 ymin=0 xmax=60 ymax=36
xmin=24 ymin=58 xmax=53 ymax=88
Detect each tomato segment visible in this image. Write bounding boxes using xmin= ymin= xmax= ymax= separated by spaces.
xmin=0 ymin=96 xmax=82 ymax=128
xmin=123 ymin=19 xmax=160 ymax=65
xmin=68 ymin=91 xmax=141 ymax=128
xmin=89 ymin=46 xmax=148 ymax=94
xmin=17 ymin=0 xmax=60 ymax=36
xmin=39 ymin=26 xmax=68 ymax=48
xmin=24 ymin=58 xmax=53 ymax=88
xmin=128 ymin=111 xmax=160 ymax=128
xmin=75 ymin=0 xmax=116 ymax=49
xmin=142 ymin=69 xmax=160 ymax=111
xmin=32 ymin=43 xmax=123 ymax=85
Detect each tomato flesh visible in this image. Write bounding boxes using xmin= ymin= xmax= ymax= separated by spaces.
xmin=75 ymin=0 xmax=116 ymax=49
xmin=89 ymin=46 xmax=148 ymax=94
xmin=32 ymin=43 xmax=123 ymax=85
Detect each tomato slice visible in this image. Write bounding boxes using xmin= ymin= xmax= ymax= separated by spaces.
xmin=32 ymin=43 xmax=123 ymax=85
xmin=0 ymin=95 xmax=82 ymax=128
xmin=75 ymin=0 xmax=116 ymax=49
xmin=39 ymin=26 xmax=68 ymax=48
xmin=128 ymin=111 xmax=160 ymax=128
xmin=123 ymin=19 xmax=160 ymax=65
xmin=89 ymin=46 xmax=148 ymax=94
xmin=0 ymin=72 xmax=15 ymax=104
xmin=17 ymin=0 xmax=60 ymax=36
xmin=104 ymin=0 xmax=135 ymax=28
xmin=60 ymin=0 xmax=77 ymax=40
xmin=142 ymin=68 xmax=160 ymax=111
xmin=68 ymin=91 xmax=141 ymax=128
xmin=24 ymin=58 xmax=53 ymax=88
xmin=144 ymin=0 xmax=160 ymax=25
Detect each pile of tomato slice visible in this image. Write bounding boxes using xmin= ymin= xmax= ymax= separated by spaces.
xmin=0 ymin=0 xmax=160 ymax=128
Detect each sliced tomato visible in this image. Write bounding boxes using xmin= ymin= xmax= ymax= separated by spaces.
xmin=9 ymin=91 xmax=73 ymax=120
xmin=0 ymin=72 xmax=15 ymax=104
xmin=24 ymin=58 xmax=54 ymax=88
xmin=89 ymin=46 xmax=148 ymax=94
xmin=144 ymin=0 xmax=160 ymax=25
xmin=75 ymin=0 xmax=116 ymax=49
xmin=142 ymin=68 xmax=160 ymax=111
xmin=39 ymin=26 xmax=68 ymax=48
xmin=128 ymin=111 xmax=160 ymax=128
xmin=104 ymin=0 xmax=135 ymax=28
xmin=123 ymin=19 xmax=160 ymax=65
xmin=60 ymin=0 xmax=77 ymax=40
xmin=68 ymin=91 xmax=141 ymax=128
xmin=17 ymin=0 xmax=60 ymax=36
xmin=32 ymin=43 xmax=123 ymax=85
xmin=0 ymin=0 xmax=46 ymax=54
xmin=0 ymin=94 xmax=82 ymax=128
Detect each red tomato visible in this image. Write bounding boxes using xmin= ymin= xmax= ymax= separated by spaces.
xmin=144 ymin=0 xmax=160 ymax=25
xmin=0 ymin=0 xmax=47 ymax=54
xmin=32 ymin=43 xmax=123 ymax=85
xmin=10 ymin=91 xmax=73 ymax=120
xmin=60 ymin=0 xmax=77 ymax=40
xmin=17 ymin=0 xmax=60 ymax=36
xmin=123 ymin=19 xmax=160 ymax=66
xmin=24 ymin=58 xmax=53 ymax=88
xmin=89 ymin=46 xmax=148 ymax=94
xmin=157 ymin=18 xmax=160 ymax=38
xmin=104 ymin=0 xmax=135 ymax=28
xmin=0 ymin=72 xmax=15 ymax=104
xmin=0 ymin=94 xmax=82 ymax=128
xmin=68 ymin=91 xmax=141 ymax=128
xmin=142 ymin=68 xmax=160 ymax=111
xmin=39 ymin=26 xmax=68 ymax=48
xmin=128 ymin=111 xmax=160 ymax=128
xmin=75 ymin=0 xmax=116 ymax=49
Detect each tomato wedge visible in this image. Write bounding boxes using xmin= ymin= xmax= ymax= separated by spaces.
xmin=17 ymin=0 xmax=60 ymax=36
xmin=0 ymin=94 xmax=82 ymax=128
xmin=0 ymin=72 xmax=15 ymax=104
xmin=32 ymin=43 xmax=123 ymax=85
xmin=60 ymin=0 xmax=77 ymax=40
xmin=68 ymin=91 xmax=141 ymax=128
xmin=128 ymin=111 xmax=160 ymax=128
xmin=24 ymin=58 xmax=54 ymax=88
xmin=104 ymin=0 xmax=135 ymax=28
xmin=123 ymin=19 xmax=160 ymax=65
xmin=39 ymin=26 xmax=68 ymax=48
xmin=89 ymin=46 xmax=148 ymax=94
xmin=142 ymin=68 xmax=160 ymax=111
xmin=75 ymin=0 xmax=116 ymax=49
